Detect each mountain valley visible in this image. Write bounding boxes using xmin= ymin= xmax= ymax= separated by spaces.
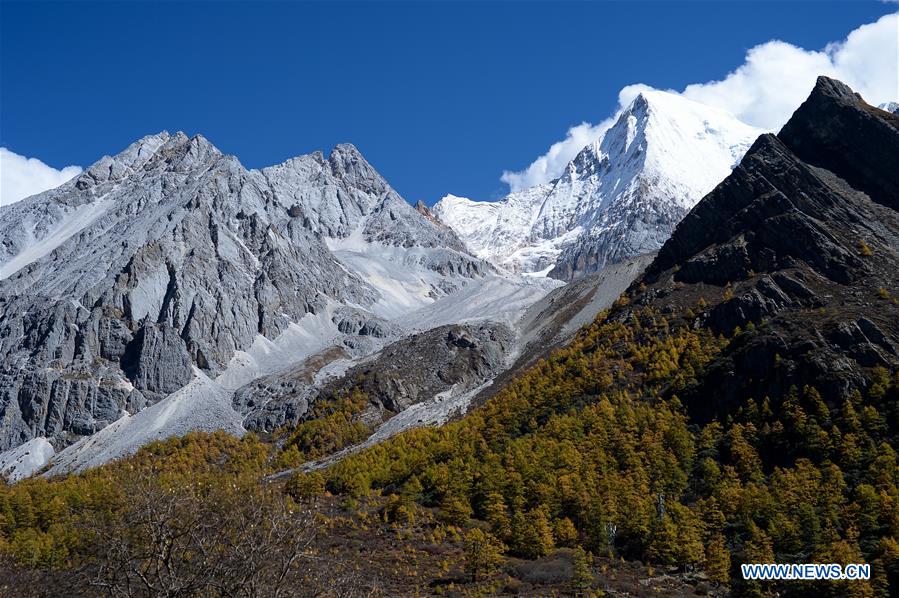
xmin=0 ymin=77 xmax=897 ymax=597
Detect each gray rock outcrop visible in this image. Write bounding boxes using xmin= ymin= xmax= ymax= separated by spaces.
xmin=0 ymin=133 xmax=486 ymax=452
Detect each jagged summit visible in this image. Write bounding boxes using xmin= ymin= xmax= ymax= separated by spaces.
xmin=259 ymin=141 xmax=465 ymax=249
xmin=434 ymin=89 xmax=763 ymax=279
xmin=635 ymin=76 xmax=899 ymax=420
xmin=779 ymin=76 xmax=899 ymax=211
xmin=0 ymin=130 xmax=493 ymax=463
xmin=651 ymin=74 xmax=899 ymax=281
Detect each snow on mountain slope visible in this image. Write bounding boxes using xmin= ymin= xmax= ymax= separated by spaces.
xmin=434 ymin=186 xmax=551 ymax=264
xmin=0 ymin=132 xmax=170 ymax=278
xmin=0 ymin=197 xmax=116 ymax=280
xmin=325 ymin=227 xmax=487 ymax=320
xmin=434 ymin=90 xmax=763 ymax=279
xmin=0 ymin=437 xmax=55 ymax=482
xmin=46 ymin=369 xmax=245 ymax=475
xmin=215 ymin=305 xmax=347 ymax=391
xmin=402 ymin=273 xmax=560 ymax=331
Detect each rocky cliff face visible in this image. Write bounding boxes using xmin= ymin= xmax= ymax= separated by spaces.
xmin=276 ymin=321 xmax=516 ymax=433
xmin=0 ymin=133 xmax=490 ymax=456
xmin=635 ymin=77 xmax=899 ymax=420
xmin=434 ymin=91 xmax=762 ymax=280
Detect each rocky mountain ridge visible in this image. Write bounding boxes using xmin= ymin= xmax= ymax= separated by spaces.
xmin=0 ymin=133 xmax=506 ymax=475
xmin=633 ymin=76 xmax=899 ymax=419
xmin=0 ymin=129 xmax=652 ymax=480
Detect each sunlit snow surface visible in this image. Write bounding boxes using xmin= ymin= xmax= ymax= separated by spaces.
xmin=403 ymin=274 xmax=560 ymax=330
xmin=434 ymin=90 xmax=764 ymax=274
xmin=326 ymin=228 xmax=560 ymax=329
xmin=326 ymin=229 xmax=449 ymax=318
xmin=216 ymin=308 xmax=344 ymax=391
xmin=0 ymin=438 xmax=55 ymax=482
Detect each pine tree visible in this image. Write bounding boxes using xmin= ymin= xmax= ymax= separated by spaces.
xmin=439 ymin=493 xmax=472 ymax=525
xmin=554 ymin=517 xmax=579 ymax=547
xmin=571 ymin=546 xmax=595 ymax=595
xmin=463 ymin=528 xmax=506 ymax=582
xmin=704 ymin=534 xmax=731 ymax=583
xmin=483 ymin=491 xmax=511 ymax=539
xmin=510 ymin=508 xmax=555 ymax=559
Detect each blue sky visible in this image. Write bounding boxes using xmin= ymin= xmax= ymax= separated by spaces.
xmin=1 ymin=1 xmax=896 ymax=204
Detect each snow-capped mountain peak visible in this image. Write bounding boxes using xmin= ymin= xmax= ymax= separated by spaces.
xmin=434 ymin=90 xmax=764 ymax=278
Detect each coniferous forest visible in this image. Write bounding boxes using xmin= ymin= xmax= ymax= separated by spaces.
xmin=2 ymin=300 xmax=897 ymax=595
xmin=1 ymin=3 xmax=898 ymax=596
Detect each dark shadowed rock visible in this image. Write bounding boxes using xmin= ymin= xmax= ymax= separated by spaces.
xmin=630 ymin=77 xmax=899 ymax=421
xmin=779 ymin=76 xmax=899 ymax=211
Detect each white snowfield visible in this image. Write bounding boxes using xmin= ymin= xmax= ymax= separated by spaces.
xmin=0 ymin=437 xmax=55 ymax=482
xmin=325 ymin=228 xmax=462 ymax=319
xmin=434 ymin=90 xmax=763 ymax=275
xmin=215 ymin=307 xmax=345 ymax=392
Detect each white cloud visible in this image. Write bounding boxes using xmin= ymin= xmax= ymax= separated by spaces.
xmin=0 ymin=148 xmax=82 ymax=208
xmin=501 ymin=12 xmax=898 ymax=192
xmin=681 ymin=13 xmax=898 ymax=129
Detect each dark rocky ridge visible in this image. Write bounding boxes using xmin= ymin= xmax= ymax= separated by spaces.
xmin=633 ymin=77 xmax=899 ymax=422
xmin=779 ymin=77 xmax=899 ymax=212
xmin=233 ymin=321 xmax=515 ymax=434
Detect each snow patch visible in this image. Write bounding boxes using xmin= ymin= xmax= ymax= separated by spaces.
xmin=216 ymin=308 xmax=342 ymax=391
xmin=0 ymin=437 xmax=55 ymax=482
xmin=1 ymin=197 xmax=114 ymax=280
xmin=327 ymin=228 xmax=461 ymax=319
xmin=403 ymin=273 xmax=560 ymax=331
